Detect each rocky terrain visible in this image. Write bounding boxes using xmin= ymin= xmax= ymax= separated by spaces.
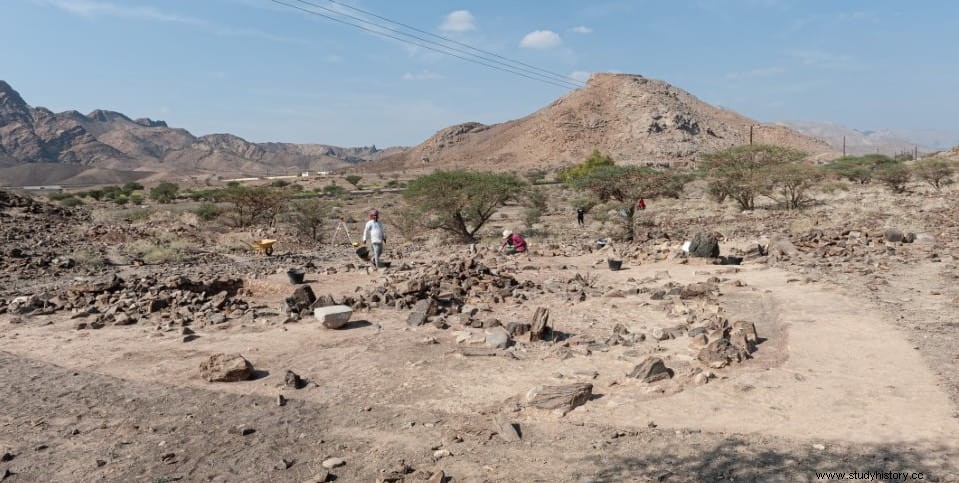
xmin=1 ymin=174 xmax=958 ymax=481
xmin=0 ymin=80 xmax=402 ymax=187
xmin=369 ymin=74 xmax=837 ymax=173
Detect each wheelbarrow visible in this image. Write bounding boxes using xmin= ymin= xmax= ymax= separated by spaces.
xmin=250 ymin=238 xmax=277 ymax=256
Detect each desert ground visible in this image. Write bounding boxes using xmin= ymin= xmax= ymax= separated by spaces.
xmin=1 ymin=177 xmax=958 ymax=483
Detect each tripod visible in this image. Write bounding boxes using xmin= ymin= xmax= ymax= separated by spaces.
xmin=330 ymin=219 xmax=356 ymax=247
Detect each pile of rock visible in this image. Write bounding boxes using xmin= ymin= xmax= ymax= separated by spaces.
xmin=3 ymin=273 xmax=248 ymax=329
xmin=354 ymin=256 xmax=535 ymax=314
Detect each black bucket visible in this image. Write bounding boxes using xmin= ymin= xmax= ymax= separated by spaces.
xmin=287 ymin=268 xmax=306 ymax=284
xmin=608 ymin=259 xmax=623 ymax=271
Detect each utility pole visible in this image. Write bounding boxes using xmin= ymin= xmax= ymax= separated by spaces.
xmin=749 ymin=125 xmax=754 ymax=145
xmin=842 ymin=136 xmax=846 ymax=157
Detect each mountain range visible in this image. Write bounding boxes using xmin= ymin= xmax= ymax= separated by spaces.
xmin=3 ymin=76 xmax=956 ymax=186
xmin=0 ymin=80 xmax=400 ymax=186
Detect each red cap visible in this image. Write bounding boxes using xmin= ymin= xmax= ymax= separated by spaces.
xmin=370 ymin=209 xmax=379 ymax=217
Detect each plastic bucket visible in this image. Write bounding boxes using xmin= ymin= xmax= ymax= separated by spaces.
xmin=608 ymin=259 xmax=623 ymax=271
xmin=287 ymin=268 xmax=306 ymax=284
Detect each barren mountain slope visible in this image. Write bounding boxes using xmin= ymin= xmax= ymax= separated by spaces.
xmin=371 ymin=73 xmax=834 ymax=172
xmin=0 ymin=80 xmax=401 ymax=186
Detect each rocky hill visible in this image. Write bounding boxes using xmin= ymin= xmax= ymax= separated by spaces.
xmin=369 ymin=73 xmax=835 ymax=172
xmin=0 ymin=80 xmax=400 ymax=186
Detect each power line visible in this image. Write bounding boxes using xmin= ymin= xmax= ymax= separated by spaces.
xmin=269 ymin=0 xmax=584 ymax=90
xmin=321 ymin=0 xmax=583 ymax=87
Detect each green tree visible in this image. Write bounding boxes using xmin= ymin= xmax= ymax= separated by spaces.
xmin=322 ymin=184 xmax=347 ymax=197
xmin=824 ymin=154 xmax=898 ymax=184
xmin=913 ymin=157 xmax=954 ymax=190
xmin=149 ymin=182 xmax=179 ymax=204
xmin=558 ymin=150 xmax=615 ymax=184
xmin=403 ymin=170 xmax=527 ymax=242
xmin=344 ymin=175 xmax=363 ymax=189
xmin=702 ymin=144 xmax=806 ymax=210
xmin=573 ymin=165 xmax=687 ymax=239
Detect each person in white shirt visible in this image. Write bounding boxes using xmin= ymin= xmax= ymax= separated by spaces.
xmin=362 ymin=209 xmax=386 ymax=268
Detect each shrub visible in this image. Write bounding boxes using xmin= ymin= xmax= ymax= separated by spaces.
xmin=875 ymin=163 xmax=911 ymax=193
xmin=824 ymin=155 xmax=897 ymax=184
xmin=271 ymin=179 xmax=290 ymax=188
xmin=768 ymin=163 xmax=825 ymax=209
xmin=128 ymin=193 xmax=144 ymax=205
xmin=150 ymin=182 xmax=179 ymax=204
xmin=558 ymin=150 xmax=615 ymax=185
xmin=194 ymin=203 xmax=221 ymax=221
xmin=59 ymin=196 xmax=83 ymax=207
xmin=322 ymin=184 xmax=347 ymax=197
xmin=913 ymin=157 xmax=954 ymax=190
xmin=523 ymin=208 xmax=543 ymax=229
xmin=122 ymin=182 xmax=144 ymax=194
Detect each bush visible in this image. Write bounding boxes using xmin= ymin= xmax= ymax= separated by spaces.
xmin=271 ymin=179 xmax=290 ymax=188
xmin=114 ymin=195 xmax=129 ymax=205
xmin=150 ymin=182 xmax=179 ymax=204
xmin=128 ymin=193 xmax=144 ymax=205
xmin=59 ymin=196 xmax=83 ymax=207
xmin=523 ymin=208 xmax=542 ymax=229
xmin=194 ymin=203 xmax=221 ymax=221
xmin=768 ymin=163 xmax=825 ymax=209
xmin=122 ymin=182 xmax=144 ymax=194
xmin=875 ymin=163 xmax=911 ymax=193
xmin=322 ymin=184 xmax=348 ymax=197
xmin=558 ymin=150 xmax=614 ymax=185
xmin=913 ymin=157 xmax=954 ymax=190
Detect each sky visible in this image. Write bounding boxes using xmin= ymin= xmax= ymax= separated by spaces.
xmin=2 ymin=0 xmax=958 ymax=148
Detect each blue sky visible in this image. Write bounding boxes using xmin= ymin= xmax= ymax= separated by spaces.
xmin=2 ymin=0 xmax=957 ymax=147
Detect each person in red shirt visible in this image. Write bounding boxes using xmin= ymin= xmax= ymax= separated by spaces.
xmin=500 ymin=229 xmax=527 ymax=255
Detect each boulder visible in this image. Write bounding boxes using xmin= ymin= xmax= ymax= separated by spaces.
xmin=688 ymin=232 xmax=720 ymax=258
xmin=286 ymin=285 xmax=316 ymax=314
xmin=884 ymin=228 xmax=905 ymax=243
xmin=628 ymin=357 xmax=672 ymax=383
xmin=407 ymin=298 xmax=435 ymax=327
xmin=314 ymin=305 xmax=353 ymax=329
xmin=200 ymin=353 xmax=254 ymax=382
xmin=526 ymin=383 xmax=593 ymax=415
xmin=484 ymin=326 xmax=512 ymax=349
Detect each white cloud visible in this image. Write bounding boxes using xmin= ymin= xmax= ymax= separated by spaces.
xmin=571 ymin=26 xmax=592 ymax=34
xmin=519 ymin=30 xmax=562 ymax=49
xmin=36 ymin=0 xmax=205 ymax=24
xmin=440 ymin=10 xmax=476 ymax=32
xmin=570 ymin=71 xmax=591 ymax=82
xmin=789 ymin=49 xmax=852 ymax=68
xmin=402 ymin=71 xmax=444 ymax=81
xmin=725 ymin=66 xmax=785 ymax=80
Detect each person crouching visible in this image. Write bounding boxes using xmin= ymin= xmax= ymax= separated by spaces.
xmin=500 ymin=229 xmax=527 ymax=255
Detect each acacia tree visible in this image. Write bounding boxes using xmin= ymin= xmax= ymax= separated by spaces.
xmin=403 ymin=170 xmax=527 ymax=242
xmin=875 ymin=163 xmax=911 ymax=193
xmin=344 ymin=175 xmax=363 ymax=189
xmin=768 ymin=162 xmax=825 ymax=209
xmin=573 ymin=165 xmax=687 ymax=239
xmin=226 ymin=186 xmax=288 ymax=227
xmin=702 ymin=145 xmax=806 ymax=210
xmin=290 ymin=198 xmax=334 ymax=241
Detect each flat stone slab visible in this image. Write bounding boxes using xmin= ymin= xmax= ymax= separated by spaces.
xmin=314 ymin=305 xmax=353 ymax=329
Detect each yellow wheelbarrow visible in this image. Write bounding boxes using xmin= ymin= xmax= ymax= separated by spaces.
xmin=250 ymin=238 xmax=277 ymax=256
